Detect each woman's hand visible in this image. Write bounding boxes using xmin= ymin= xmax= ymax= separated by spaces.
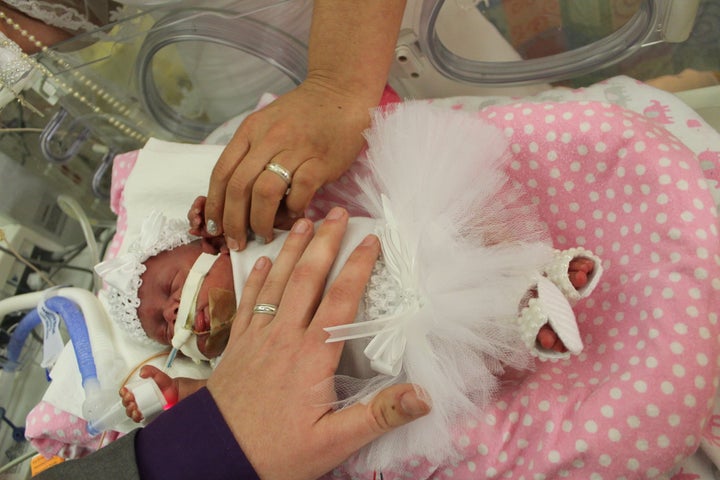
xmin=203 ymin=81 xmax=371 ymax=250
xmin=206 ymin=207 xmax=430 ymax=480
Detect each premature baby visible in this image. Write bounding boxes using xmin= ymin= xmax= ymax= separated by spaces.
xmin=95 ymin=102 xmax=604 ymax=471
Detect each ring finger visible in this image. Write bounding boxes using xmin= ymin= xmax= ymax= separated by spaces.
xmin=250 ymin=155 xmax=298 ymax=243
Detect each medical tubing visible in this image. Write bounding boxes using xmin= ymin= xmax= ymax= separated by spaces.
xmin=44 ymin=296 xmax=98 ymax=385
xmin=0 ymin=288 xmax=113 ymax=385
xmin=56 ymin=195 xmax=101 ymax=292
xmin=4 ymin=309 xmax=41 ymax=373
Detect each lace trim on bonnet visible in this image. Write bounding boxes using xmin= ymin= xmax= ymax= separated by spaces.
xmin=94 ymin=211 xmax=196 ymax=345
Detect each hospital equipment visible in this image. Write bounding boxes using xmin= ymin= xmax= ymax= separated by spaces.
xmin=0 ymin=0 xmax=719 ymax=477
xmin=391 ymin=0 xmax=703 ymax=97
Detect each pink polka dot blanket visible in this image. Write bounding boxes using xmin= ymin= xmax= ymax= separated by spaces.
xmin=25 ymin=77 xmax=720 ymax=479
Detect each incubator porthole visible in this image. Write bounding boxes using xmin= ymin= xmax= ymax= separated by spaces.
xmin=136 ymin=8 xmax=308 ymax=141
xmin=422 ymin=0 xmax=658 ymax=85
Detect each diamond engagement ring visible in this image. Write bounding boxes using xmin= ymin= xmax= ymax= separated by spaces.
xmin=265 ymin=163 xmax=292 ymax=185
xmin=252 ymin=303 xmax=278 ymax=315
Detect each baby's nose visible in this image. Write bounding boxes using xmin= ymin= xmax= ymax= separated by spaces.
xmin=163 ymin=299 xmax=179 ymax=324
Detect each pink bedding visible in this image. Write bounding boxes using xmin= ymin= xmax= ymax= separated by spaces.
xmin=27 ymin=78 xmax=720 ymax=479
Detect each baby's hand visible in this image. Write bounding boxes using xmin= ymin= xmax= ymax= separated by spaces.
xmin=119 ymin=385 xmax=143 ymax=423
xmin=139 ymin=365 xmax=180 ymax=407
xmin=119 ymin=366 xmax=179 ymax=423
xmin=188 ymin=196 xmax=229 ymax=253
xmin=188 ymin=195 xmax=209 ymax=237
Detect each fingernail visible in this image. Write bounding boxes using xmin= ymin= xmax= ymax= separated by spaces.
xmin=326 ymin=207 xmax=344 ymax=221
xmin=206 ymin=219 xmax=218 ymax=236
xmin=254 ymin=256 xmax=268 ymax=270
xmin=255 ymin=235 xmax=267 ymax=245
xmin=361 ymin=234 xmax=378 ymax=246
xmin=400 ymin=391 xmax=430 ymax=417
xmin=292 ymin=218 xmax=310 ymax=234
xmin=226 ymin=237 xmax=240 ymax=251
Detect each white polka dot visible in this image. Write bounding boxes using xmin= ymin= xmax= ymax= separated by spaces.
xmin=585 ymin=420 xmax=598 ymax=433
xmin=698 ymin=353 xmax=709 ymax=366
xmin=575 ymin=439 xmax=588 ymax=452
xmin=668 ymin=414 xmax=681 ymax=427
xmin=670 ymin=342 xmax=684 ymax=354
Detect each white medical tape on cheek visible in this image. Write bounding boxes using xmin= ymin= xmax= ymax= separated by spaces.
xmin=170 ymin=252 xmax=219 ymax=351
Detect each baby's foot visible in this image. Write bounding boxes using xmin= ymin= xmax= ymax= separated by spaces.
xmin=536 ymin=324 xmax=567 ymax=353
xmin=535 ymin=256 xmax=596 ymax=352
xmin=568 ymin=257 xmax=595 ymax=290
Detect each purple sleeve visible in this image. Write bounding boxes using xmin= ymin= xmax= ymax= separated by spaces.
xmin=135 ymin=387 xmax=259 ymax=480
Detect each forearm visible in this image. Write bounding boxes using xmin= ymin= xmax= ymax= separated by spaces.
xmin=137 ymin=388 xmax=259 ymax=480
xmin=306 ymin=0 xmax=406 ymax=106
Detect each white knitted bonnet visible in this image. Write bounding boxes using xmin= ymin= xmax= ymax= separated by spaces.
xmin=94 ymin=211 xmax=196 ymax=344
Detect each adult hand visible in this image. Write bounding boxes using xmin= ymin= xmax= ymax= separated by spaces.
xmin=206 ymin=207 xmax=430 ymax=480
xmin=204 ymin=80 xmax=371 ymax=250
xmin=203 ymin=0 xmax=407 ymax=251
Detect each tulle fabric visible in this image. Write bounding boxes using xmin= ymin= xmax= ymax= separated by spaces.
xmin=324 ymin=102 xmax=556 ymax=473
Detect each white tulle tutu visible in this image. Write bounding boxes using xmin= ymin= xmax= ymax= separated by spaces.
xmin=322 ymin=102 xmax=557 ymax=473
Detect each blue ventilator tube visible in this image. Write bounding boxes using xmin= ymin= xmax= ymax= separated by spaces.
xmin=4 ymin=309 xmax=42 ymax=373
xmin=44 ymin=297 xmax=98 ymax=387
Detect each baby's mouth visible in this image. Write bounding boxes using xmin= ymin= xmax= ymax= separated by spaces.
xmin=193 ymin=307 xmax=211 ymax=336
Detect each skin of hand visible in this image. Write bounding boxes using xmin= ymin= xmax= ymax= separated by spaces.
xmin=206 ymin=207 xmax=431 ymax=480
xmin=203 ymin=1 xmax=407 ymax=250
xmin=119 ymin=365 xmax=205 ymax=423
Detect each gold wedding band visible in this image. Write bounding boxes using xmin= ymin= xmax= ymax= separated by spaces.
xmin=265 ymin=163 xmax=292 ymax=185
xmin=252 ymin=303 xmax=278 ymax=315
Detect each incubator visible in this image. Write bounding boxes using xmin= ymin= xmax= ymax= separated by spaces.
xmin=0 ymin=0 xmax=718 ymax=477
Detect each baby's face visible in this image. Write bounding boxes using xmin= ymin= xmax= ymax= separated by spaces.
xmin=137 ymin=240 xmax=235 ymax=358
